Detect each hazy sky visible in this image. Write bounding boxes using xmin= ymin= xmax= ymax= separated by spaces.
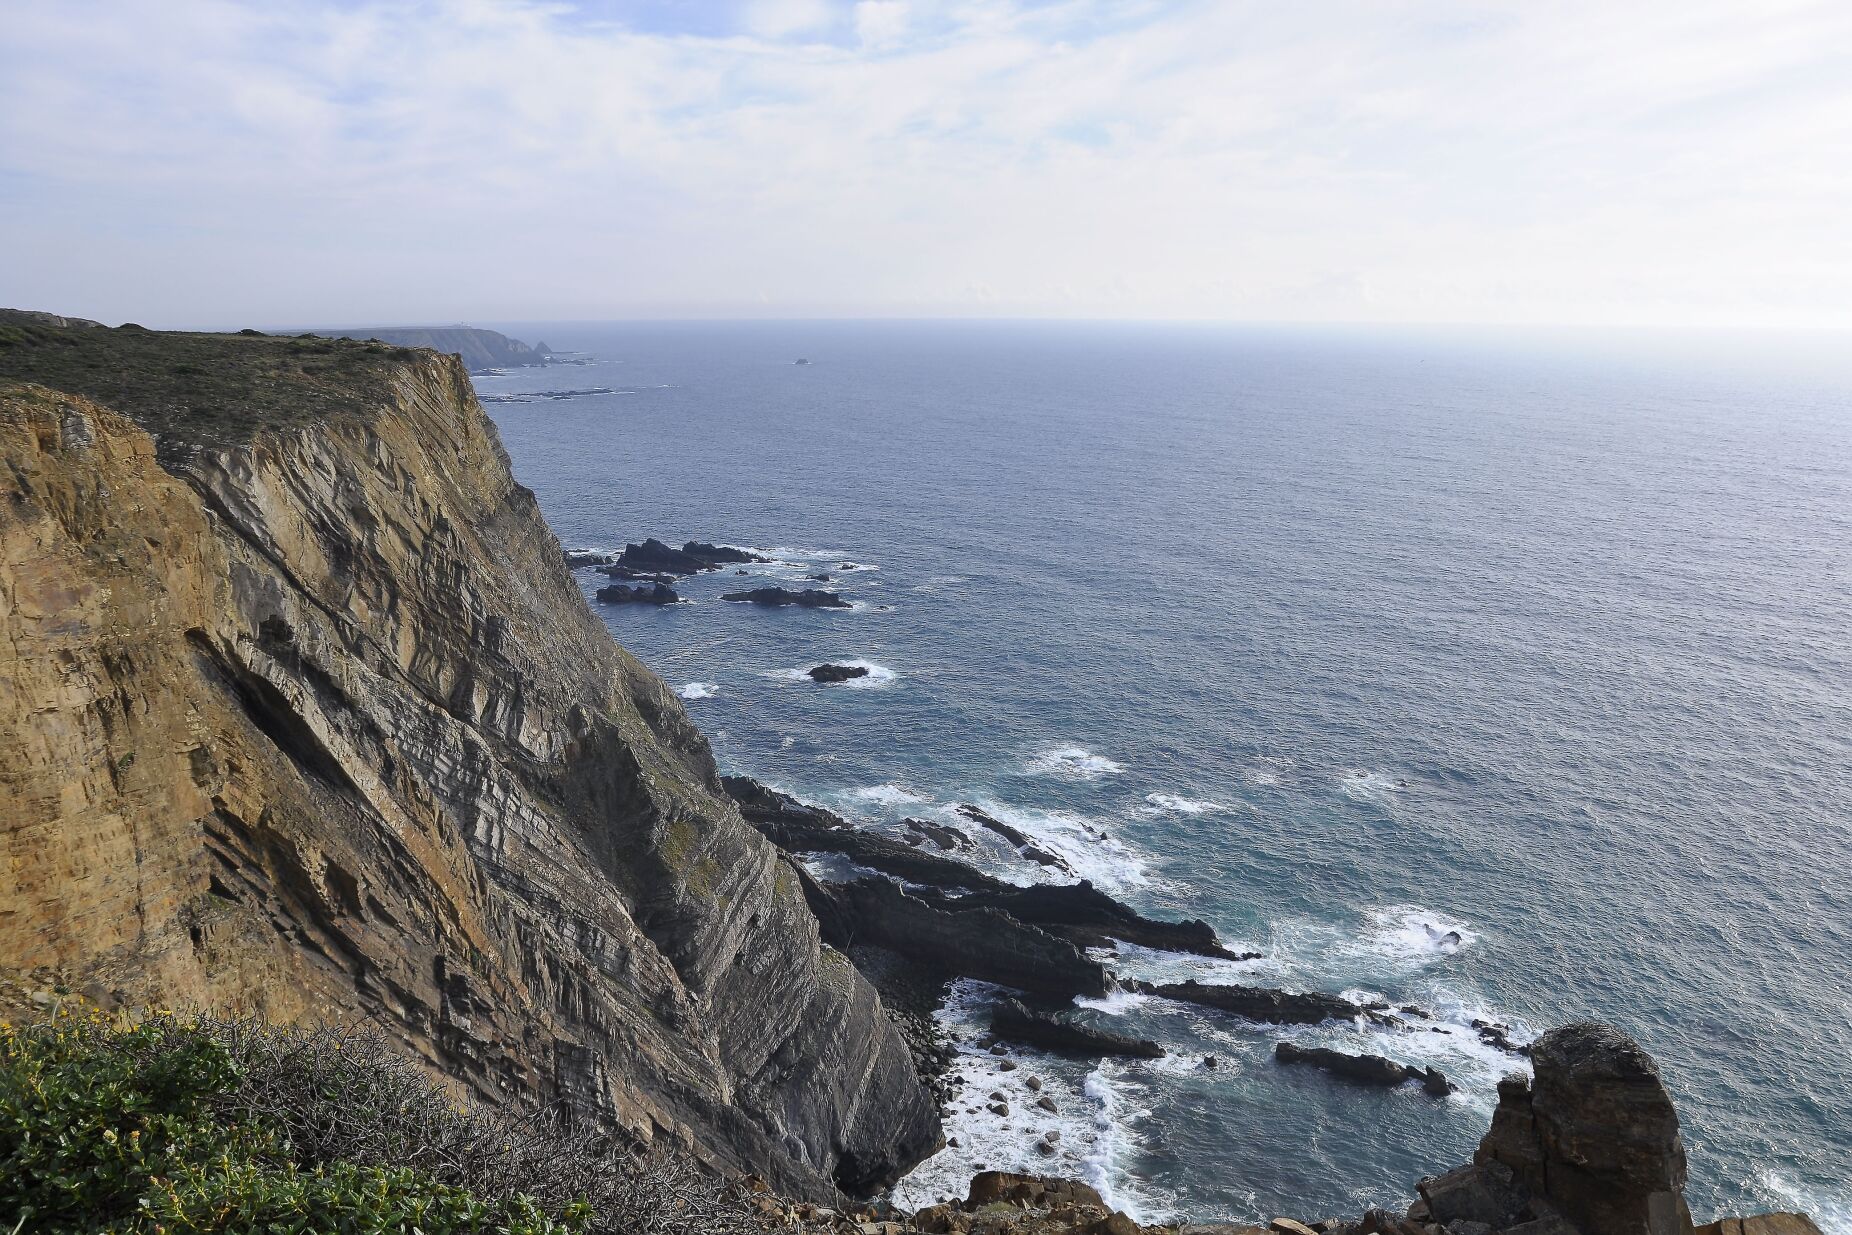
xmin=4 ymin=0 xmax=1850 ymax=329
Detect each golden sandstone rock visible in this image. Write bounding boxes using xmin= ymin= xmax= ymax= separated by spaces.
xmin=0 ymin=327 xmax=936 ymax=1198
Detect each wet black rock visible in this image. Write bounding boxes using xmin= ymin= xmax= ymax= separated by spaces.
xmin=991 ymin=997 xmax=1164 ymax=1059
xmin=903 ymin=817 xmax=972 ymax=851
xmin=1132 ymin=978 xmax=1387 ymax=1026
xmin=724 ymin=777 xmax=1009 ymax=892
xmin=805 ymin=876 xmax=1112 ymax=1000
xmin=594 ymin=581 xmax=680 ymax=605
xmin=723 ymin=587 xmax=853 ymax=609
xmin=809 ymin=663 xmax=871 ymax=683
xmin=563 ymin=548 xmax=613 ymax=568
xmin=931 ymin=880 xmax=1235 ymax=960
xmin=1275 ymin=1041 xmax=1455 ymax=1095
xmin=955 ymin=804 xmax=1072 ymax=871
xmin=614 ymin=537 xmax=768 ymax=575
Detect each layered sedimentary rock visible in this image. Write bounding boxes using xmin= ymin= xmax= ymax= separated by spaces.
xmin=0 ymin=324 xmax=936 ymax=1196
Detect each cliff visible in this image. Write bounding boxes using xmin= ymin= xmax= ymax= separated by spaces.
xmin=0 ymin=321 xmax=937 ymax=1196
xmin=323 ymin=326 xmax=550 ymax=371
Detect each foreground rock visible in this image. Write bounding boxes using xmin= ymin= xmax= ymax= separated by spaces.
xmin=1465 ymin=1022 xmax=1695 ymax=1235
xmin=594 ymin=581 xmax=680 ymax=605
xmin=0 ymin=322 xmax=936 ymax=1198
xmin=809 ymin=663 xmax=871 ymax=683
xmin=1275 ymin=1041 xmax=1454 ymax=1095
xmin=910 ymin=1173 xmax=1141 ymax=1235
xmin=724 ymin=586 xmax=853 ymax=609
xmin=1133 ymin=979 xmax=1384 ymax=1026
xmin=991 ymin=997 xmax=1164 ymax=1059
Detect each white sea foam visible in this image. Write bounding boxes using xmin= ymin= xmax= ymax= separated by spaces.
xmin=1758 ymin=1170 xmax=1852 ymax=1235
xmin=891 ymin=982 xmax=1120 ymax=1211
xmin=1099 ymin=940 xmax=1275 ymax=986
xmin=675 ymin=681 xmax=719 ymax=700
xmin=794 ymin=851 xmax=892 ymax=884
xmin=1026 ymin=745 xmax=1127 ymax=781
xmin=1339 ymin=767 xmax=1404 ymax=802
xmin=1140 ymin=792 xmax=1229 ymax=815
xmin=849 ymin=783 xmax=932 ymax=808
xmin=1073 ymin=988 xmax=1152 ymax=1016
xmin=961 ymin=798 xmax=1153 ymax=893
xmin=1338 ymin=904 xmax=1477 ymax=971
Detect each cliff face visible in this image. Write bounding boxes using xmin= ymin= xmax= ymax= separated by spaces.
xmin=0 ymin=326 xmax=937 ymax=1196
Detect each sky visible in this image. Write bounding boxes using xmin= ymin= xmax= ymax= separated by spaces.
xmin=2 ymin=0 xmax=1850 ymax=329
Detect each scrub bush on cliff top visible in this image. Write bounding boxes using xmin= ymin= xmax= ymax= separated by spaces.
xmin=1 ymin=1009 xmax=759 ymax=1235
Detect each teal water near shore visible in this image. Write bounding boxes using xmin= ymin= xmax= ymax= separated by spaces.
xmin=480 ymin=321 xmax=1851 ymax=1229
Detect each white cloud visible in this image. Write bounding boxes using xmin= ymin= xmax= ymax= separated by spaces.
xmin=742 ymin=0 xmax=833 ymax=39
xmin=0 ymin=0 xmax=1848 ymax=328
xmin=854 ymin=0 xmax=909 ymax=49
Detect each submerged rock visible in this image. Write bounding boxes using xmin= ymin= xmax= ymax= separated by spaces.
xmin=724 ymin=586 xmax=853 ymax=608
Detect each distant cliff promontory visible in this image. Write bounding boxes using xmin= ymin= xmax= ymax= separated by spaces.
xmin=323 ymin=325 xmax=553 ymax=371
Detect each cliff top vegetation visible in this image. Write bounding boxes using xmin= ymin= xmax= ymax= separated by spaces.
xmin=0 ymin=315 xmax=423 ymax=451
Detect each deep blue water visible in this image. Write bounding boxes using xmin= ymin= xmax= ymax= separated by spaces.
xmin=477 ymin=321 xmax=1851 ymax=1230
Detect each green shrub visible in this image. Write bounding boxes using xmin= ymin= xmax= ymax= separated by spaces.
xmin=0 ymin=1010 xmax=588 ymax=1235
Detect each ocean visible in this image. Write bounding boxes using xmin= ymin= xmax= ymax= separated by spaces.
xmin=475 ymin=320 xmax=1851 ymax=1230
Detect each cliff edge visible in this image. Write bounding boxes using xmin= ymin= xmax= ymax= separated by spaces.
xmin=0 ymin=321 xmax=938 ymax=1196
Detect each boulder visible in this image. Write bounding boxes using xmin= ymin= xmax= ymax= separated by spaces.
xmin=1417 ymin=1162 xmax=1523 ymax=1227
xmin=562 ymin=548 xmax=612 ymax=568
xmin=965 ymin=1173 xmax=1106 ymax=1212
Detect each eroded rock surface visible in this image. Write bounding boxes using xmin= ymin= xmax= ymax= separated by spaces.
xmin=0 ymin=328 xmax=936 ymax=1197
